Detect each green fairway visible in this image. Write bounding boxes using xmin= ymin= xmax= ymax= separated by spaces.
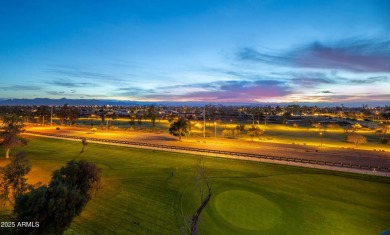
xmin=0 ymin=137 xmax=389 ymax=235
xmin=213 ymin=190 xmax=281 ymax=231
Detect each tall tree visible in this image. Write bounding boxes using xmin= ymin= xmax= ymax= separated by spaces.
xmin=14 ymin=160 xmax=101 ymax=235
xmin=137 ymin=113 xmax=143 ymax=125
xmin=128 ymin=114 xmax=136 ymax=126
xmin=36 ymin=105 xmax=50 ymax=125
xmin=0 ymin=114 xmax=28 ymax=158
xmin=376 ymin=123 xmax=390 ymax=144
xmin=0 ymin=151 xmax=32 ymax=207
xmin=282 ymin=112 xmax=292 ymax=124
xmin=169 ymin=118 xmax=191 ymax=141
xmin=58 ymin=104 xmax=70 ymax=125
xmin=148 ymin=105 xmax=157 ymax=127
xmin=58 ymin=104 xmax=79 ymax=126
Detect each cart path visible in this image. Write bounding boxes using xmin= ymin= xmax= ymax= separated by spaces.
xmin=24 ymin=127 xmax=390 ymax=177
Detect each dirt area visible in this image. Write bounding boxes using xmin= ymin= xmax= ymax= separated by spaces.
xmin=26 ymin=126 xmax=390 ymax=168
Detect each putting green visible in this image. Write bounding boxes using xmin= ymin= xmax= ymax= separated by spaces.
xmin=214 ymin=190 xmax=281 ymax=231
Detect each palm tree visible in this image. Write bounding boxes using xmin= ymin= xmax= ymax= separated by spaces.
xmin=0 ymin=114 xmax=28 ymax=158
xmin=169 ymin=118 xmax=191 ymax=141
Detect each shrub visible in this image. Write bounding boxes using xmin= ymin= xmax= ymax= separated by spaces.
xmin=14 ymin=160 xmax=101 ymax=235
xmin=90 ymin=128 xmax=97 ymax=132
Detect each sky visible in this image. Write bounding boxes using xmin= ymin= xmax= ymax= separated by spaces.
xmin=0 ymin=0 xmax=389 ymax=106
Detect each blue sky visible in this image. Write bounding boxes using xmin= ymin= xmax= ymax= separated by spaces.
xmin=0 ymin=0 xmax=389 ymax=105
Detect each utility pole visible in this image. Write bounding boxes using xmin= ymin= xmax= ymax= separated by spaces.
xmin=214 ymin=122 xmax=216 ymax=140
xmin=50 ymin=106 xmax=53 ymax=126
xmin=203 ymin=105 xmax=206 ymax=138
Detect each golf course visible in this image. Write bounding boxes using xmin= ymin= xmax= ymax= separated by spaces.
xmin=0 ymin=136 xmax=389 ymax=235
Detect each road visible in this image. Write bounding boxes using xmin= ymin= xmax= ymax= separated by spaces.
xmin=25 ymin=126 xmax=390 ymax=176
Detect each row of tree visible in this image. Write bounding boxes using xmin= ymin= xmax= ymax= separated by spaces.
xmin=24 ymin=104 xmax=80 ymax=126
xmin=167 ymin=118 xmax=389 ymax=148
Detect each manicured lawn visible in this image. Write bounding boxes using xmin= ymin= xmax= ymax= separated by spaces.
xmin=0 ymin=137 xmax=389 ymax=235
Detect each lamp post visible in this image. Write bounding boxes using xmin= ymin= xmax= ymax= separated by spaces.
xmin=203 ymin=106 xmax=206 ymax=138
xmin=319 ymin=132 xmax=323 ymax=146
xmin=214 ymin=122 xmax=217 ymax=140
xmin=50 ymin=106 xmax=53 ymax=126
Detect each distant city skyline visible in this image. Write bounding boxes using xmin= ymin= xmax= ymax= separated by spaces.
xmin=0 ymin=0 xmax=389 ymax=105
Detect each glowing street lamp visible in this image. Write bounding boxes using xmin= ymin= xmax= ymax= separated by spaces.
xmin=319 ymin=132 xmax=323 ymax=146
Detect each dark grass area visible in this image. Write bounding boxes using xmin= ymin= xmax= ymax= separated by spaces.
xmin=0 ymin=137 xmax=389 ymax=234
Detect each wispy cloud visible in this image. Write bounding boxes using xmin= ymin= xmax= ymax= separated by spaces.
xmin=278 ymin=72 xmax=336 ymax=87
xmin=0 ymin=85 xmax=42 ymax=91
xmin=45 ymin=68 xmax=129 ymax=85
xmin=293 ymin=39 xmax=390 ymax=72
xmin=47 ymin=79 xmax=96 ymax=88
xmin=47 ymin=91 xmax=67 ymax=96
xmin=46 ymin=68 xmax=116 ymax=80
xmin=46 ymin=91 xmax=111 ymax=99
xmin=237 ymin=38 xmax=390 ymax=72
xmin=347 ymin=76 xmax=389 ymax=84
xmin=308 ymin=93 xmax=390 ymax=102
xmin=116 ymin=87 xmax=156 ymax=96
xmin=159 ymin=82 xmax=220 ymax=90
xmin=236 ymin=47 xmax=289 ymax=65
xmin=137 ymin=80 xmax=291 ymax=102
xmin=272 ymin=71 xmax=389 ymax=87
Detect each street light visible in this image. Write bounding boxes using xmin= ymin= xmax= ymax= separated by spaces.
xmin=203 ymin=106 xmax=206 ymax=138
xmin=319 ymin=132 xmax=323 ymax=146
xmin=214 ymin=122 xmax=217 ymax=140
xmin=50 ymin=106 xmax=53 ymax=126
